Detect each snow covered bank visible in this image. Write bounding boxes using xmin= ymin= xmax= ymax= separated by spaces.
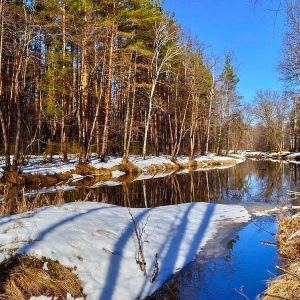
xmin=17 ymin=154 xmax=241 ymax=177
xmin=0 ymin=154 xmax=244 ymax=190
xmin=0 ymin=201 xmax=251 ymax=300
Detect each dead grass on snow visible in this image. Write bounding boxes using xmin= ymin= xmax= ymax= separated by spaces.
xmin=0 ymin=254 xmax=85 ymax=300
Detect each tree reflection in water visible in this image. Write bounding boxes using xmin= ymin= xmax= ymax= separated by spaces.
xmin=149 ymin=216 xmax=281 ymax=300
xmin=58 ymin=160 xmax=300 ymax=208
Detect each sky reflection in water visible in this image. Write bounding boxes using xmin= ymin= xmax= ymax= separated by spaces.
xmin=160 ymin=216 xmax=281 ymax=300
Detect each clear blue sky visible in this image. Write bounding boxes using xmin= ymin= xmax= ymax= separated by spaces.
xmin=163 ymin=0 xmax=285 ymax=103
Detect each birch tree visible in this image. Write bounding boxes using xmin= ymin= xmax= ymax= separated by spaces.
xmin=142 ymin=18 xmax=181 ymax=160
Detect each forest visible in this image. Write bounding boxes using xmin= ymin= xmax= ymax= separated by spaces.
xmin=0 ymin=0 xmax=299 ymax=170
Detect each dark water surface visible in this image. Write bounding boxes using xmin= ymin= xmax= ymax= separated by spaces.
xmin=57 ymin=159 xmax=300 ymax=208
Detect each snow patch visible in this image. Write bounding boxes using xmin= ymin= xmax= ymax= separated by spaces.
xmin=0 ymin=201 xmax=251 ymax=300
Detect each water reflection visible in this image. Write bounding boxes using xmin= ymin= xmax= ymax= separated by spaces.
xmin=54 ymin=160 xmax=300 ymax=208
xmin=151 ymin=216 xmax=281 ymax=300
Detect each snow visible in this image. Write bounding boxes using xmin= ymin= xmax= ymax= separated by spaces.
xmin=111 ymin=170 xmax=126 ymax=178
xmin=130 ymin=155 xmax=177 ymax=171
xmin=0 ymin=201 xmax=251 ymax=300
xmin=30 ymin=295 xmax=83 ymax=300
xmin=14 ymin=154 xmax=242 ymax=178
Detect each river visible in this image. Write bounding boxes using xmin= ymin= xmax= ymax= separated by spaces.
xmin=54 ymin=159 xmax=300 ymax=208
xmin=31 ymin=159 xmax=300 ymax=299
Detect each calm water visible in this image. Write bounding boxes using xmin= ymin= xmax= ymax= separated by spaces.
xmin=151 ymin=216 xmax=281 ymax=300
xmin=57 ymin=159 xmax=300 ymax=208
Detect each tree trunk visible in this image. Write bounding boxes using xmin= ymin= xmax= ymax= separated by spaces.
xmin=61 ymin=2 xmax=68 ymax=162
xmin=0 ymin=0 xmax=10 ymax=168
xmin=122 ymin=54 xmax=137 ymax=163
xmin=101 ymin=24 xmax=116 ymax=162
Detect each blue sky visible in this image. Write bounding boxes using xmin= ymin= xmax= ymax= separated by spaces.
xmin=163 ymin=0 xmax=285 ymax=103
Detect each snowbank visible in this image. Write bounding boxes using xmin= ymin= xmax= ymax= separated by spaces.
xmin=0 ymin=201 xmax=251 ymax=300
xmin=16 ymin=154 xmax=241 ymax=177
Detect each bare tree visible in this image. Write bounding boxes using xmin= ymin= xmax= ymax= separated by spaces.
xmin=142 ymin=18 xmax=181 ymax=160
xmin=253 ymin=89 xmax=290 ymax=152
xmin=278 ymin=1 xmax=300 ymax=87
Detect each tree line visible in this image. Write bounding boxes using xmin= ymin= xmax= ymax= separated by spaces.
xmin=247 ymin=0 xmax=300 ymax=154
xmin=0 ymin=0 xmax=246 ymax=170
xmin=5 ymin=0 xmax=300 ymax=171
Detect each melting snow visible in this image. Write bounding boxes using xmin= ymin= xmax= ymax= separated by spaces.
xmin=0 ymin=201 xmax=251 ymax=300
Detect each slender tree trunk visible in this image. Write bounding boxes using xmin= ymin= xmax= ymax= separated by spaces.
xmin=13 ymin=32 xmax=28 ymax=170
xmin=205 ymin=77 xmax=215 ymax=154
xmin=142 ymin=80 xmax=156 ymax=160
xmin=189 ymin=94 xmax=198 ymax=160
xmin=12 ymin=49 xmax=23 ymax=169
xmin=125 ymin=70 xmax=136 ymax=161
xmin=61 ymin=2 xmax=68 ymax=162
xmin=80 ymin=8 xmax=89 ymax=162
xmin=86 ymin=42 xmax=104 ymax=158
xmin=0 ymin=0 xmax=10 ymax=168
xmin=122 ymin=54 xmax=137 ymax=163
xmin=101 ymin=24 xmax=116 ymax=162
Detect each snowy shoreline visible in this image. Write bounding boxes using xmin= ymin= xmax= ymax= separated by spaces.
xmin=0 ymin=154 xmax=244 ymax=192
xmin=0 ymin=201 xmax=252 ymax=300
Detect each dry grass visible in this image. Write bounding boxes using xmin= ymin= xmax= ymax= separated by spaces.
xmin=1 ymin=163 xmax=113 ymax=189
xmin=0 ymin=189 xmax=65 ymax=216
xmin=75 ymin=163 xmax=112 ymax=176
xmin=262 ymin=262 xmax=300 ymax=300
xmin=262 ymin=214 xmax=300 ymax=300
xmin=1 ymin=170 xmax=25 ymax=186
xmin=205 ymin=158 xmax=236 ymax=166
xmin=0 ymin=254 xmax=85 ymax=300
xmin=163 ymin=163 xmax=179 ymax=172
xmin=143 ymin=164 xmax=165 ymax=175
xmin=114 ymin=161 xmax=141 ymax=175
xmin=23 ymin=174 xmax=60 ymax=187
xmin=141 ymin=162 xmax=179 ymax=175
xmin=277 ymin=216 xmax=300 ymax=260
xmin=0 ymin=188 xmax=99 ymax=217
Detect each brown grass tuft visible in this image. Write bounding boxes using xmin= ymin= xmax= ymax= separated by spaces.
xmin=75 ymin=163 xmax=112 ymax=176
xmin=262 ymin=214 xmax=300 ymax=300
xmin=114 ymin=161 xmax=141 ymax=175
xmin=262 ymin=262 xmax=300 ymax=300
xmin=143 ymin=164 xmax=165 ymax=174
xmin=1 ymin=170 xmax=25 ymax=186
xmin=277 ymin=216 xmax=300 ymax=260
xmin=23 ymin=174 xmax=60 ymax=187
xmin=0 ymin=189 xmax=65 ymax=216
xmin=0 ymin=254 xmax=85 ymax=300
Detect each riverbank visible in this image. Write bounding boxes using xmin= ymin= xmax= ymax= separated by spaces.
xmin=261 ymin=211 xmax=300 ymax=299
xmin=0 ymin=201 xmax=251 ymax=299
xmin=244 ymin=150 xmax=300 ymax=162
xmin=0 ymin=154 xmax=243 ymax=189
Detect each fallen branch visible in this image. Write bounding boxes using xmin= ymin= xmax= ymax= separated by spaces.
xmin=276 ymin=265 xmax=300 ymax=280
xmin=234 ymin=287 xmax=250 ymax=300
xmin=261 ymin=206 xmax=300 ymax=215
xmin=261 ymin=241 xmax=277 ymax=246
xmin=150 ymin=253 xmax=159 ymax=283
xmin=128 ymin=209 xmax=148 ymax=276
